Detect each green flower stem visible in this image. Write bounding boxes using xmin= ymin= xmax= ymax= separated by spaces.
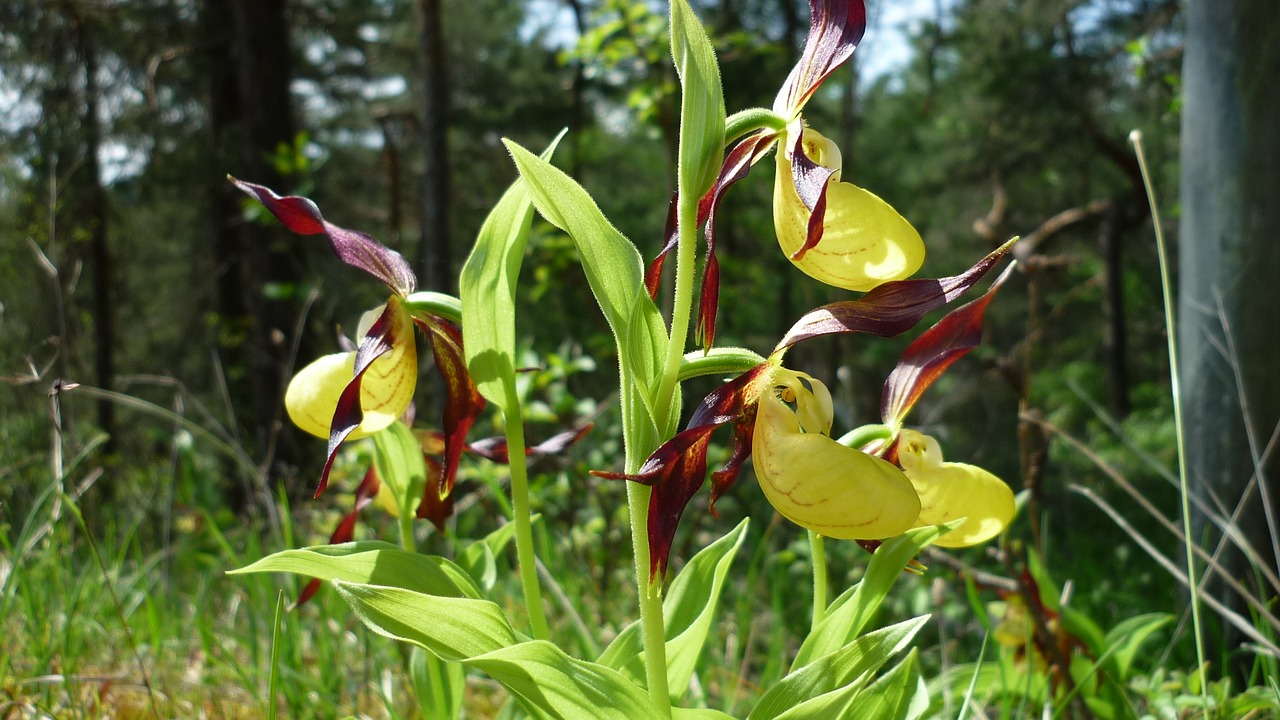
xmin=627 ymin=482 xmax=671 ymax=713
xmin=632 ymin=116 xmax=713 ymax=718
xmin=809 ymin=531 xmax=828 ymax=629
xmin=655 ymin=190 xmax=701 ymax=431
xmin=397 ymin=511 xmax=415 ymax=553
xmin=724 ymin=107 xmax=787 ymax=144
xmin=505 ymin=405 xmax=551 ymax=641
xmin=835 ymin=423 xmax=893 ymax=450
xmin=678 ymin=347 xmax=766 ymax=382
xmin=404 ymin=291 xmax=462 ymax=324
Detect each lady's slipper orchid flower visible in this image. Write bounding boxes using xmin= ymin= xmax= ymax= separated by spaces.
xmin=752 ymin=367 xmax=919 ymax=539
xmin=646 ymin=0 xmax=922 ymax=349
xmin=285 ymin=299 xmax=418 ymax=442
xmin=604 ymin=242 xmax=1016 ymax=579
xmin=896 ymin=429 xmax=1014 ymax=547
xmin=873 ymin=262 xmax=1019 ymax=547
xmin=231 ymin=178 xmax=484 ymax=498
xmin=772 ymin=126 xmax=924 ymax=291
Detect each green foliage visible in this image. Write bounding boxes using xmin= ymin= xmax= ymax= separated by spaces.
xmin=6 ymin=1 xmax=1275 ymax=719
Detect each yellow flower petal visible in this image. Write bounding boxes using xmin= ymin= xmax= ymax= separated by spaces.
xmin=753 ymin=371 xmax=920 ymax=539
xmin=284 ymin=299 xmax=418 ymax=440
xmin=898 ymin=429 xmax=1015 ymax=547
xmin=773 ymin=127 xmax=924 ymax=291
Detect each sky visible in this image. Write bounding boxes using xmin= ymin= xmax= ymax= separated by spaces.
xmin=521 ymin=0 xmax=942 ymax=82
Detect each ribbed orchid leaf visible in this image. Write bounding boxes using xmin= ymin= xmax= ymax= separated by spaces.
xmin=791 ymin=524 xmax=955 ymax=670
xmin=505 ymin=139 xmax=672 ymax=446
xmin=230 ymin=177 xmax=416 ymax=296
xmin=371 ymin=420 xmax=427 ymax=521
xmin=747 ymin=616 xmax=927 ymax=720
xmin=331 ymin=580 xmax=515 ymax=662
xmin=461 ymin=131 xmax=564 ymax=413
xmin=465 ymin=641 xmax=663 ymax=719
xmin=294 ymin=467 xmax=381 ymax=608
xmin=231 ymin=541 xmax=482 ymax=601
xmin=837 ymin=649 xmax=924 ymax=720
xmin=776 ymin=239 xmax=1016 ymax=352
xmin=882 ymin=263 xmax=1013 ymax=427
xmin=598 ymin=520 xmax=749 ymax=702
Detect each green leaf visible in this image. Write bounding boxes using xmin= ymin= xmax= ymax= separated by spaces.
xmin=466 ymin=640 xmax=663 ymax=719
xmin=839 ymin=649 xmax=924 ymax=720
xmin=410 ymin=646 xmax=465 ymax=720
xmin=503 ymin=139 xmax=672 ymax=441
xmin=230 ymin=541 xmax=481 ymax=599
xmin=371 ymin=420 xmax=427 ymax=519
xmin=748 ymin=616 xmax=928 ymax=720
xmin=461 ymin=131 xmax=565 ymax=413
xmin=457 ymin=515 xmax=538 ymax=593
xmin=332 ymin=580 xmax=517 ymax=662
xmin=599 ymin=519 xmax=749 ymax=701
xmin=670 ymin=0 xmax=725 ymax=201
xmin=1103 ymin=613 xmax=1173 ymax=680
xmin=673 ymin=710 xmax=737 ymax=720
xmin=791 ymin=524 xmax=953 ymax=670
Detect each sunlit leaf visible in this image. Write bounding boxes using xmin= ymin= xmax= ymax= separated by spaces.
xmin=231 ymin=542 xmax=481 ymax=600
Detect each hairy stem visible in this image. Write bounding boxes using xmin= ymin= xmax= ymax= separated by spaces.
xmin=506 ymin=406 xmax=550 ymax=640
xmin=810 ymin=531 xmax=828 ymax=628
xmin=627 ymin=483 xmax=671 ymax=711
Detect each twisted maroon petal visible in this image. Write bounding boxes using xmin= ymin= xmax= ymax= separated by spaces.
xmin=774 ymin=0 xmax=867 ymax=115
xmin=881 ymin=263 xmax=1015 ymax=425
xmin=416 ymin=317 xmax=486 ymax=495
xmin=776 ymin=240 xmax=1016 ymax=351
xmin=231 ymin=178 xmax=417 ymax=296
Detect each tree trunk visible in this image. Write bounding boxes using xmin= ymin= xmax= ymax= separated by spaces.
xmin=416 ymin=0 xmax=452 ymax=292
xmin=1179 ymin=0 xmax=1280 ymax=662
xmin=70 ymin=8 xmax=116 ymax=455
xmin=1099 ymin=198 xmax=1130 ymax=419
xmin=229 ymin=0 xmax=306 ymax=482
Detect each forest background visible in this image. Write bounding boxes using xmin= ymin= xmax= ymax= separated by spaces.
xmin=2 ymin=0 xmax=1277 ymax=717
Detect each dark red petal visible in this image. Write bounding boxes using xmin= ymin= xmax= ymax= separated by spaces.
xmin=315 ymin=304 xmax=405 ymax=498
xmin=774 ymin=0 xmax=867 ymax=114
xmin=467 ymin=436 xmax=511 ymax=464
xmin=531 ymin=423 xmax=594 ymax=456
xmin=698 ymin=132 xmax=778 ymax=350
xmin=786 ymin=131 xmax=839 ymax=262
xmin=468 ymin=423 xmax=593 ymax=464
xmin=645 ymin=193 xmax=681 ymax=300
xmin=695 ymin=256 xmax=720 ymax=349
xmin=592 ymin=361 xmax=773 ymax=579
xmin=709 ymin=403 xmax=759 ymax=512
xmin=881 ymin=263 xmax=1015 ymax=426
xmin=231 ymin=178 xmax=417 ymax=296
xmin=593 ymin=425 xmax=720 ymax=580
xmin=416 ymin=454 xmax=453 ymax=533
xmin=417 ymin=317 xmax=486 ymax=494
xmin=775 ymin=240 xmax=1016 ymax=351
xmin=646 ymin=132 xmax=778 ymax=350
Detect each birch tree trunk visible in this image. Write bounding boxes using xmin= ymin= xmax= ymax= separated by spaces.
xmin=1179 ymin=0 xmax=1280 ymax=650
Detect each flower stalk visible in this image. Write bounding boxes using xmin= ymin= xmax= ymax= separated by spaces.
xmin=809 ymin=530 xmax=828 ymax=628
xmin=505 ymin=405 xmax=551 ymax=640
